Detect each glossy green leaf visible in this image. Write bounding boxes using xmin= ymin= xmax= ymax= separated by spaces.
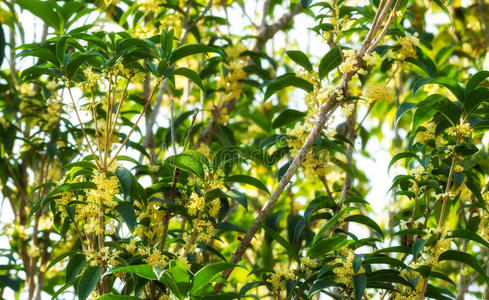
xmin=225 ymin=175 xmax=269 ymax=194
xmin=190 ymin=262 xmax=235 ymax=294
xmin=111 ymin=265 xmax=157 ymax=280
xmin=466 ymin=70 xmax=489 ymax=93
xmin=286 ymin=50 xmax=313 ymax=71
xmin=160 ymin=29 xmax=174 ymax=57
xmin=353 ymin=273 xmax=367 ymax=300
xmin=115 ymin=202 xmax=137 ymax=231
xmin=169 ymin=44 xmax=220 ymax=64
xmin=66 ymin=253 xmax=86 ymax=282
xmin=309 ymin=235 xmax=350 ymax=258
xmin=312 ymin=207 xmax=358 ymax=244
xmin=412 ymin=94 xmax=461 ymax=131
xmin=166 ymin=153 xmax=205 ymax=180
xmin=264 ymin=73 xmax=314 ymax=100
xmin=344 ymin=214 xmax=383 ymax=238
xmin=318 ymin=46 xmax=342 ymax=79
xmin=78 ymin=266 xmax=103 ymax=300
xmin=272 ymin=109 xmax=307 ymax=129
xmin=413 ymin=77 xmax=464 ymax=102
xmin=395 ymin=102 xmax=416 ymax=123
xmin=451 ymin=229 xmax=489 ymax=248
xmin=171 ymin=67 xmax=204 ymax=91
xmin=439 ymin=250 xmax=489 ymax=284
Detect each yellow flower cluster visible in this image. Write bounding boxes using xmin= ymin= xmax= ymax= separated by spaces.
xmin=393 ymin=33 xmax=420 ymax=61
xmin=134 ymin=201 xmax=166 ymax=240
xmin=195 ymin=219 xmax=214 ymax=243
xmin=187 ymin=192 xmax=205 ymax=216
xmin=123 ymin=239 xmax=138 ymax=254
xmin=304 ymin=83 xmax=334 ymax=115
xmin=79 ymin=66 xmax=103 ymax=89
xmin=331 ymin=247 xmax=360 ymax=291
xmin=364 ymin=82 xmax=395 ymax=104
xmin=76 ymin=171 xmax=119 ymax=235
xmin=217 ymin=44 xmax=248 ymax=101
xmin=297 ymin=68 xmax=319 ymax=85
xmin=87 ymin=170 xmax=119 ymax=209
xmin=301 ymin=256 xmax=317 ymax=274
xmin=479 ymin=193 xmax=489 ymax=239
xmin=434 ymin=192 xmax=455 ymax=202
xmin=339 ymin=50 xmax=358 ymax=74
xmin=416 ymin=121 xmax=436 ymax=143
xmin=410 ymin=165 xmax=426 ymax=182
xmin=144 ymin=248 xmax=168 ymax=269
xmin=206 ymin=170 xmax=225 ymax=191
xmin=394 ymin=270 xmax=424 ymax=300
xmin=425 ymin=228 xmax=452 ymax=266
xmin=136 ymin=0 xmax=160 ymax=12
xmin=56 ymin=191 xmax=74 ymax=219
xmin=447 ymin=122 xmax=472 ymax=138
xmin=287 ymin=123 xmax=334 ymax=177
xmin=267 ymin=266 xmax=295 ymax=291
xmin=208 ymin=199 xmax=221 ymax=217
xmin=341 ymin=103 xmax=355 ymax=118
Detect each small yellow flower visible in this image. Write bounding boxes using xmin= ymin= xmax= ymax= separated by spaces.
xmin=187 ymin=193 xmax=205 ymax=216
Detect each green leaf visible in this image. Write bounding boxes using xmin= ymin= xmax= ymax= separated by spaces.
xmin=438 ymin=250 xmax=489 ymax=285
xmin=363 ymin=255 xmax=406 ymax=268
xmin=318 ymin=47 xmax=342 ymax=79
xmin=116 ymin=167 xmax=132 ymax=200
xmin=66 ymin=253 xmax=86 ymax=283
xmin=56 ymin=36 xmax=68 ymax=65
xmin=77 ymin=266 xmax=103 ymax=300
xmin=451 ymin=229 xmax=489 ymax=248
xmin=300 ymin=0 xmax=313 ymax=8
xmin=160 ymin=29 xmax=174 ymax=57
xmin=214 ymin=222 xmax=247 ymax=233
xmin=312 ymin=207 xmax=357 ymax=245
xmin=115 ymin=202 xmax=137 ymax=231
xmin=412 ymin=238 xmax=426 ymax=258
xmin=466 ymin=70 xmax=489 ymax=93
xmin=0 ymin=275 xmax=20 ymax=292
xmin=308 ymin=235 xmax=350 ymax=258
xmin=396 ymin=102 xmax=416 ymax=123
xmin=344 ymin=215 xmax=383 ymax=238
xmin=17 ymin=48 xmax=59 ymax=66
xmin=308 ymin=280 xmax=335 ymax=297
xmin=16 ymin=0 xmax=61 ymax=32
xmin=263 ymin=225 xmax=299 ymax=260
xmin=166 ymin=153 xmax=205 ymax=180
xmin=286 ymin=50 xmax=313 ymax=71
xmin=66 ymin=53 xmax=97 ymax=78
xmin=29 ymin=182 xmax=97 ymax=219
xmin=190 ymin=262 xmax=235 ymax=294
xmin=111 ymin=265 xmax=157 ymax=280
xmin=432 ymin=0 xmax=453 ymax=27
xmin=64 ymin=161 xmax=97 ymax=170
xmin=412 ymin=94 xmax=461 ymax=131
xmin=413 ymin=77 xmax=465 ymax=102
xmin=388 ymin=152 xmax=418 ymax=171
xmin=158 ymin=271 xmax=183 ymax=300
xmin=304 ymin=196 xmax=336 ymax=224
xmin=353 ymin=273 xmax=367 ymax=300
xmin=169 ymin=44 xmax=220 ymax=64
xmin=272 ymin=109 xmax=307 ymax=129
xmin=466 ymin=87 xmax=489 ymax=115
xmin=171 ymin=67 xmax=204 ymax=91
xmin=264 ymin=73 xmax=314 ymax=100
xmin=225 ymin=175 xmax=269 ymax=194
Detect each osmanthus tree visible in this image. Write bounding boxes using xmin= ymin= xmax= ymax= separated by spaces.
xmin=1 ymin=0 xmax=489 ymax=299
